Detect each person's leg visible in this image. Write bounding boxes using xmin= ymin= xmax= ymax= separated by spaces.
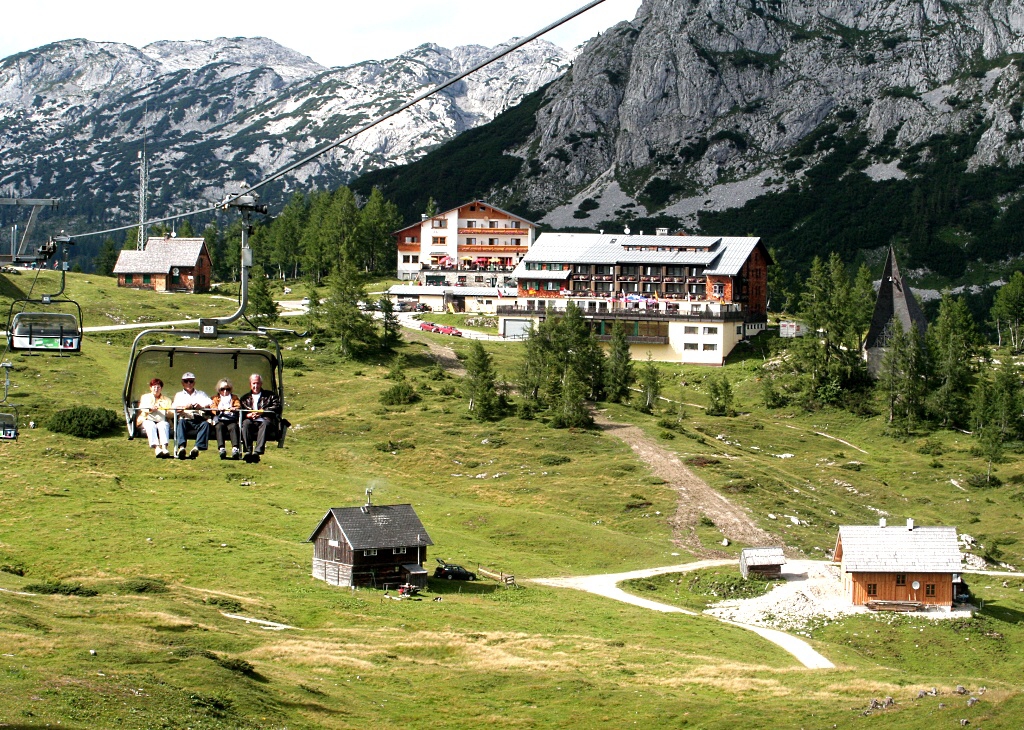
xmin=228 ymin=422 xmax=241 ymax=455
xmin=194 ymin=420 xmax=210 ymax=451
xmin=143 ymin=420 xmax=159 ymax=448
xmin=254 ymin=419 xmax=270 ymax=454
xmin=157 ymin=422 xmax=170 ymax=454
xmin=214 ymin=421 xmax=226 ymax=450
xmin=242 ymin=419 xmax=256 ymax=453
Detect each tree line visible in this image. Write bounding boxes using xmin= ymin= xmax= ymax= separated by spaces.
xmin=93 ymin=186 xmax=402 ymax=282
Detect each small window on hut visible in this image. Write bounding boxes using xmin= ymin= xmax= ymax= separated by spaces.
xmin=393 ymin=547 xmax=407 ymax=555
xmin=926 ymin=584 xmax=936 ymax=597
xmin=363 ymin=549 xmax=377 ymax=556
xmin=328 ymin=539 xmax=339 ymax=548
xmin=866 ymin=583 xmax=877 ymax=597
xmin=895 ymin=574 xmax=906 ymax=586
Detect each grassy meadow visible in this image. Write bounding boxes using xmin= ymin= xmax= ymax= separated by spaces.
xmin=1 ymin=272 xmax=1024 ymax=728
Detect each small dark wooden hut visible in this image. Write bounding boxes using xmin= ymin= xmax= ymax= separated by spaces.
xmin=307 ymin=502 xmax=433 ymax=589
xmin=739 ymin=547 xmax=785 ymax=579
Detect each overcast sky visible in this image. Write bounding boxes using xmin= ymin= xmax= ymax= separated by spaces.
xmin=0 ymin=0 xmax=642 ymax=67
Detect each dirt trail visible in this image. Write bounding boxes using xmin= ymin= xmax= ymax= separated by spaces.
xmin=405 ymin=330 xmax=466 ymax=376
xmin=593 ymin=411 xmax=783 ymax=558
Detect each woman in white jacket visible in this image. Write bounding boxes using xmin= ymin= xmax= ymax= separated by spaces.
xmin=137 ymin=378 xmax=172 ymax=457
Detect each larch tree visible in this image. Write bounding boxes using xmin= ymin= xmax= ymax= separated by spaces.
xmin=638 ymin=355 xmax=662 ymax=413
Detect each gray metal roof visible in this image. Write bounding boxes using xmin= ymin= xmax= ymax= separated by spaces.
xmin=512 ymin=268 xmax=572 ymax=280
xmin=740 ymin=547 xmax=786 ymax=566
xmin=518 ymin=233 xmax=760 ymax=275
xmin=388 ymin=285 xmax=516 ymax=297
xmin=307 ymin=504 xmax=434 ymax=550
xmin=113 ymin=238 xmax=207 ymax=274
xmin=836 ymin=524 xmax=961 ymax=573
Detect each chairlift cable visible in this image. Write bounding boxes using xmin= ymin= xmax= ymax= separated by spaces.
xmin=67 ymin=0 xmax=609 ymax=239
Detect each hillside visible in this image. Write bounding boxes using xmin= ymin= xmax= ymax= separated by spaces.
xmin=1 ymin=272 xmax=1024 ymax=726
xmin=357 ymin=0 xmax=1024 ymax=298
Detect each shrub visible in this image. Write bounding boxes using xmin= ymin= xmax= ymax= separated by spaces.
xmin=625 ymin=494 xmax=653 ymax=510
xmin=374 ymin=440 xmax=415 ymax=453
xmin=379 ymin=382 xmax=419 ymax=406
xmin=281 ymin=357 xmax=308 ymax=370
xmin=23 ymin=581 xmax=98 ymax=597
xmin=46 ymin=407 xmax=121 ymax=438
xmin=205 ymin=597 xmax=242 ymax=612
xmin=699 ymin=516 xmax=716 ymax=528
xmin=438 ymin=383 xmax=457 ymax=396
xmin=121 ymin=577 xmax=167 ymax=593
xmin=685 ymin=456 xmax=721 ymax=467
xmin=659 ymin=430 xmax=676 ymax=440
xmin=1 ymin=562 xmax=26 ymax=577
xmin=539 ymin=454 xmax=570 ymax=466
xmin=967 ymin=473 xmax=1002 ymax=488
xmin=216 ymin=656 xmax=258 ymax=675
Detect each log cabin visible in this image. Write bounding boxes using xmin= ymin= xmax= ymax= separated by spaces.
xmin=834 ymin=519 xmax=962 ymax=608
xmin=740 ymin=547 xmax=785 ymax=579
xmin=307 ymin=502 xmax=433 ymax=589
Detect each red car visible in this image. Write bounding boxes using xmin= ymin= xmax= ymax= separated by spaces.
xmin=419 ymin=322 xmax=440 ymax=332
xmin=438 ymin=326 xmax=463 ymax=337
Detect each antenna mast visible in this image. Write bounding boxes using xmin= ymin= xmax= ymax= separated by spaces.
xmin=137 ymin=102 xmax=148 ymax=251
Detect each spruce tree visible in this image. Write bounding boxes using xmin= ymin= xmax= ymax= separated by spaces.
xmin=464 ymin=341 xmax=499 ymax=420
xmin=378 ymin=297 xmax=401 ymax=351
xmin=707 ymin=372 xmax=734 ymax=416
xmin=552 ymin=364 xmax=592 ymax=428
xmin=928 ymin=293 xmax=976 ymax=428
xmin=991 ymin=271 xmax=1024 ymax=351
xmin=972 ymin=376 xmax=1003 ymax=482
xmin=877 ymin=319 xmax=925 ymax=436
xmin=604 ymin=321 xmax=634 ymax=403
xmin=638 ymin=355 xmax=662 ymax=413
xmin=325 ymin=260 xmax=377 ymax=358
xmin=247 ymin=265 xmax=279 ymax=326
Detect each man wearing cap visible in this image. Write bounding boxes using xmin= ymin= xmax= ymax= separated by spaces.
xmin=171 ymin=372 xmax=212 ymax=459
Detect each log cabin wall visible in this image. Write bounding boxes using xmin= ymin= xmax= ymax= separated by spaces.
xmin=848 ymin=572 xmax=954 ymax=606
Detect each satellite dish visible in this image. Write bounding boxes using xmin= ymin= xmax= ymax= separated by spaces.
xmin=172 ymin=267 xmax=179 ymax=276
xmin=912 ymin=581 xmax=921 ymax=590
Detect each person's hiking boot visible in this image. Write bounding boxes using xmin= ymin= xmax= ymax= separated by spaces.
xmin=176 ymin=446 xmax=186 ymax=460
xmin=231 ymin=447 xmax=240 ymax=459
xmin=219 ymin=447 xmax=227 ymax=460
xmin=189 ymin=447 xmax=200 ymax=459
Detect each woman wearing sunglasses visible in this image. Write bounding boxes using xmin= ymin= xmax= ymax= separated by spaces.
xmin=212 ymin=378 xmax=242 ymax=459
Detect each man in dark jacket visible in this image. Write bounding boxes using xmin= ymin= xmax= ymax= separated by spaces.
xmin=239 ymin=373 xmax=281 ymax=463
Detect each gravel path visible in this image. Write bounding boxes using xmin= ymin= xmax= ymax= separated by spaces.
xmin=593 ymin=411 xmax=783 ymax=557
xmin=533 ymin=560 xmax=836 ymax=670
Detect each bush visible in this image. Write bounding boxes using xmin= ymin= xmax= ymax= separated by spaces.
xmin=699 ymin=516 xmax=716 ymax=528
xmin=205 ymin=597 xmax=242 ymax=613
xmin=121 ymin=577 xmax=167 ymax=593
xmin=659 ymin=431 xmax=676 ymax=440
xmin=374 ymin=440 xmax=415 ymax=452
xmin=46 ymin=407 xmax=121 ymax=438
xmin=281 ymin=356 xmax=308 ymax=370
xmin=967 ymin=473 xmax=1003 ymax=488
xmin=379 ymin=382 xmax=419 ymax=406
xmin=23 ymin=581 xmax=98 ymax=597
xmin=685 ymin=456 xmax=721 ymax=467
xmin=1 ymin=562 xmax=26 ymax=576
xmin=539 ymin=454 xmax=570 ymax=466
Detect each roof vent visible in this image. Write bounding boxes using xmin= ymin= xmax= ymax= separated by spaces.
xmin=639 ymin=230 xmax=644 ymax=236
xmin=879 ymin=518 xmax=886 ymax=528
xmin=907 ymin=518 xmax=914 ymax=531
xmin=361 ymin=486 xmax=374 ymax=513
xmin=624 ymin=226 xmax=631 ymax=235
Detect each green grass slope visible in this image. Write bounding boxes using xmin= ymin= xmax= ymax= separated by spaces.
xmin=0 ymin=274 xmax=1023 ymax=727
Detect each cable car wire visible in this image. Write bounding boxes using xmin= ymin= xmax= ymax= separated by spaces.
xmin=67 ymin=0 xmax=609 ymax=240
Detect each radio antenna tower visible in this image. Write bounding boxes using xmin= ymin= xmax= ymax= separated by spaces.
xmin=136 ymin=101 xmax=149 ymax=251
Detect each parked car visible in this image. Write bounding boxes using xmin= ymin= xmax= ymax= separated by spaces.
xmin=434 ymin=559 xmax=476 ymax=581
xmin=414 ymin=303 xmax=431 ymax=312
xmin=419 ymin=322 xmax=440 ymax=332
xmin=437 ymin=325 xmax=463 ymax=337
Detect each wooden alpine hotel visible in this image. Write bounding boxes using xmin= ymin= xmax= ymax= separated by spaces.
xmin=497 ymin=230 xmax=771 ymax=365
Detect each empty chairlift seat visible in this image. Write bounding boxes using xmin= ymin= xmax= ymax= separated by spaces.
xmin=0 ymin=411 xmax=17 ymax=440
xmin=9 ymin=312 xmax=82 ymax=353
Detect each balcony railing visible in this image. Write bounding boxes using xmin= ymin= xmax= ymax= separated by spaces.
xmin=497 ymin=305 xmax=748 ymax=322
xmin=595 ymin=335 xmax=670 ymax=345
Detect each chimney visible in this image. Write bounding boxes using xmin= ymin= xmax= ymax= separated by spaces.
xmin=362 ymin=486 xmax=374 ymax=513
xmin=907 ymin=518 xmax=914 ymax=531
xmin=421 ymin=214 xmax=428 ymax=221
xmin=879 ymin=518 xmax=886 ymax=528
xmin=656 ymin=227 xmax=669 ymax=236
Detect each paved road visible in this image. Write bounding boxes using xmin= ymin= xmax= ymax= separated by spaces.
xmin=533 ymin=560 xmax=836 ymax=670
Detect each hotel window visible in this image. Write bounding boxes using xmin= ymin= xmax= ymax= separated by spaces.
xmin=510 ymin=220 xmax=519 ymax=228
xmin=926 ymin=584 xmax=936 ymax=597
xmin=703 ymin=326 xmax=718 ymax=335
xmin=643 ymin=266 xmax=661 ymax=276
xmin=712 ymin=283 xmax=724 ymax=297
xmin=544 ymin=281 xmax=559 ymax=291
xmin=466 ymin=237 xmax=476 ymax=245
xmin=402 ymin=255 xmax=411 ymax=263
xmin=703 ymin=343 xmax=717 ymax=351
xmin=684 ymin=326 xmax=698 ymax=334
xmin=621 ymin=283 xmax=638 ymax=293
xmin=431 ymin=219 xmax=447 ymax=228
xmin=574 ymin=265 xmax=591 ymax=274
xmin=595 ymin=265 xmax=613 ymax=276
xmin=638 ymin=321 xmax=669 ymax=337
xmin=466 ymin=221 xmax=477 ymax=228
xmin=432 ymin=236 xmax=446 ymax=245
xmin=511 ymin=238 xmax=521 ymax=245
xmin=363 ymin=549 xmax=377 ymax=556
xmin=489 ymin=238 xmax=498 ymax=245
xmin=412 ymin=256 xmax=419 ymax=263
xmin=736 ymin=326 xmax=743 ymax=335
xmin=594 ymin=282 xmax=612 ymax=292
xmin=895 ymin=574 xmax=906 ymax=586
xmin=684 ymin=342 xmax=698 ymax=350
xmin=392 ymin=547 xmax=407 ymax=555
xmin=620 ymin=265 xmax=638 ymax=276
xmin=866 ymin=583 xmax=877 ymax=596
xmin=404 ymin=235 xmax=417 ymax=243
xmin=489 ymin=220 xmax=499 ymax=228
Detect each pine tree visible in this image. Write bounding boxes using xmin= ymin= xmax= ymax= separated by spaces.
xmin=604 ymin=321 xmax=634 ymax=403
xmin=94 ymin=238 xmax=120 ymax=276
xmin=972 ymin=376 xmax=1003 ymax=482
xmin=356 ymin=187 xmax=401 ymax=274
xmin=707 ymin=372 xmax=734 ymax=416
xmin=378 ymin=297 xmax=401 ymax=350
xmin=928 ymin=293 xmax=976 ymax=428
xmin=324 ymin=260 xmax=377 ymax=357
xmin=552 ymin=364 xmax=592 ymax=428
xmin=876 ymin=319 xmax=925 ymax=436
xmin=268 ymin=192 xmax=308 ymax=280
xmin=464 ymin=341 xmax=499 ymax=420
xmin=638 ymin=355 xmax=662 ymax=413
xmin=246 ymin=264 xmax=279 ymax=326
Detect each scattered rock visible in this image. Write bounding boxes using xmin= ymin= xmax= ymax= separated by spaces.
xmin=967 ymin=697 xmax=979 ymax=707
xmin=955 ymin=685 xmax=968 ymax=695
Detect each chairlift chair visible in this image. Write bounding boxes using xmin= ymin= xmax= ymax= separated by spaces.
xmin=7 ymin=306 xmax=83 ymax=353
xmin=121 ymin=329 xmax=286 ymax=448
xmin=0 ymin=406 xmax=18 ymax=441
